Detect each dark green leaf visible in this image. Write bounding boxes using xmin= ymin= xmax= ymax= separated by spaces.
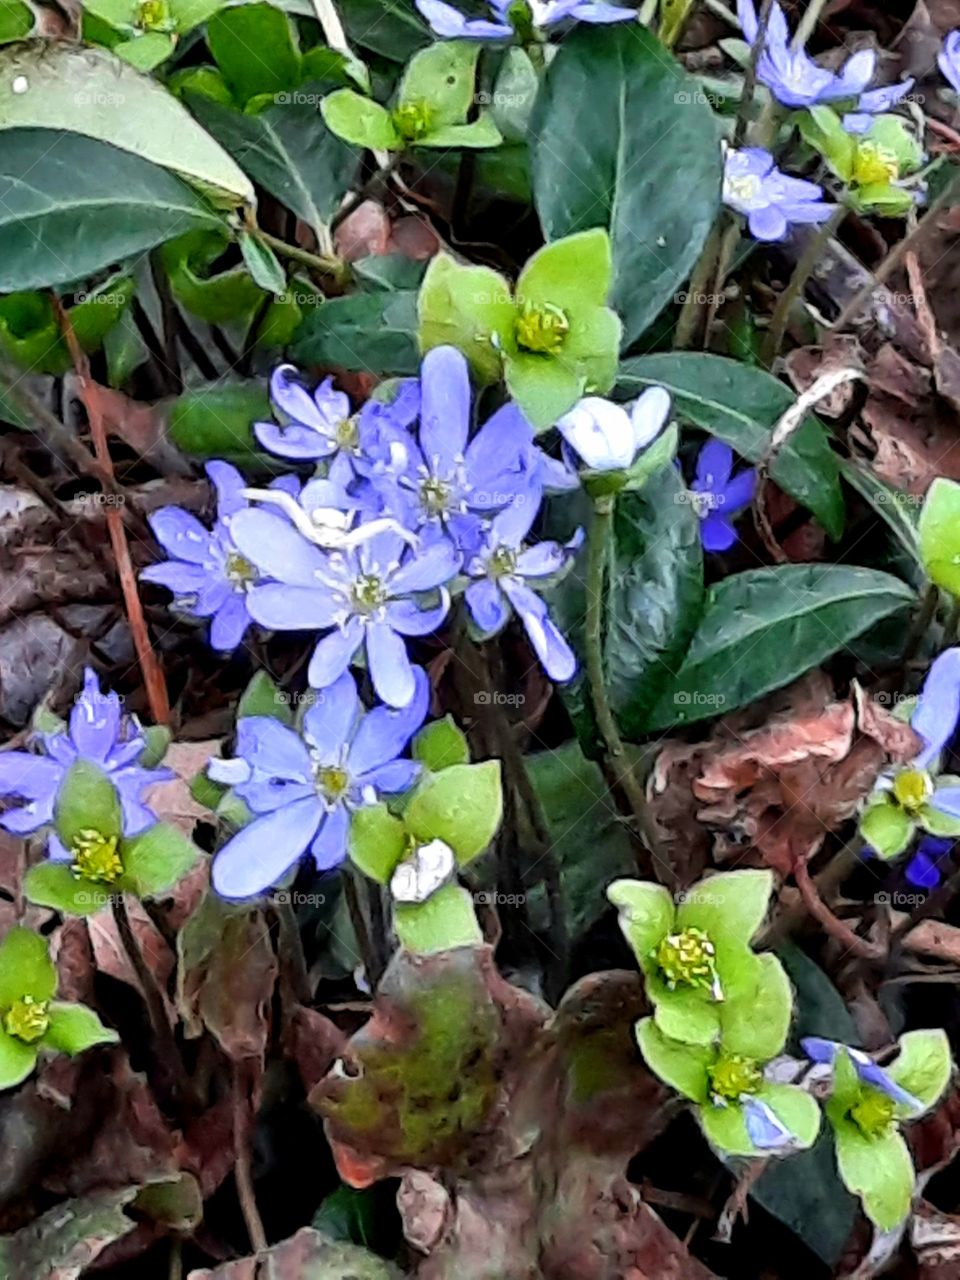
xmin=618 ymin=353 xmax=845 ymax=539
xmin=207 ymin=2 xmax=301 ymax=107
xmin=239 ymin=230 xmax=286 ymax=293
xmin=168 ymin=382 xmax=270 ymax=461
xmin=752 ymin=1137 xmax=858 ymax=1268
xmin=237 ymin=670 xmax=293 ymax=723
xmin=530 ymin=26 xmax=721 ymax=348
xmin=338 ymin=0 xmax=429 ymax=61
xmin=641 ymin=565 xmax=915 ymax=730
xmin=291 ymin=290 xmax=420 ymax=374
xmin=187 ymin=87 xmax=358 ymax=233
xmin=607 ymin=466 xmax=704 ymax=737
xmin=0 ymin=130 xmax=222 ymax=292
xmin=0 ymin=0 xmax=33 ymax=41
xmin=777 ymin=942 xmax=859 ymax=1046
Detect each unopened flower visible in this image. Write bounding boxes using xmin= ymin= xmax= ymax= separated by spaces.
xmin=687 ymin=440 xmax=756 ymax=552
xmin=0 ymin=668 xmax=169 ymax=842
xmin=415 ymin=0 xmax=634 ymax=41
xmin=556 ymin=387 xmax=671 ymax=472
xmin=142 ymin=461 xmax=295 ymax=652
xmin=723 ymin=147 xmax=835 ymax=242
xmin=210 ymin=670 xmax=427 ymax=899
xmin=860 ymin=648 xmax=960 ymax=859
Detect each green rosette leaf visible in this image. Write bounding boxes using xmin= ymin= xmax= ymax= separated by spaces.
xmin=43 ymin=1002 xmax=119 ymax=1054
xmin=833 ymin=1119 xmax=914 ymax=1232
xmin=635 ymin=1016 xmax=710 ymax=1102
xmin=0 ymin=927 xmax=56 ymax=1005
xmin=394 ymin=884 xmax=482 ymax=954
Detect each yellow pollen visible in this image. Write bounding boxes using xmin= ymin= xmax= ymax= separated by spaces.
xmin=4 ymin=995 xmax=49 ymax=1044
xmin=393 ymin=101 xmax=433 ymax=142
xmin=653 ymin=926 xmax=722 ymax=998
xmin=849 ymin=1089 xmax=895 ymax=1139
xmin=854 ymin=142 xmax=899 ymax=186
xmin=708 ymin=1054 xmax=763 ymax=1102
xmin=351 ymin=572 xmax=386 ymax=613
xmin=317 ymin=765 xmax=349 ymax=803
xmin=71 ymin=830 xmax=123 ymax=883
xmin=515 ymin=302 xmax=569 ymax=355
xmin=892 ymin=768 xmax=932 ymax=814
xmin=335 ymin=416 xmax=360 ymax=451
xmin=489 ymin=546 xmax=517 ymax=578
xmin=225 ymin=551 xmax=258 ymax=588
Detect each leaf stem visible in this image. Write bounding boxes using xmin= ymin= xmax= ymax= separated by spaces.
xmin=233 ymin=1065 xmax=268 ymax=1254
xmin=584 ymin=497 xmax=650 ymax=843
xmin=245 ymin=226 xmax=349 ymax=285
xmin=762 ymin=205 xmax=847 ymax=367
xmin=674 ymin=221 xmax=724 ymax=349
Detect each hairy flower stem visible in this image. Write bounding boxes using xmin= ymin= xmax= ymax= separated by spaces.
xmin=584 ymin=498 xmax=650 ymax=846
xmin=233 ymin=1065 xmax=267 ymax=1254
xmin=343 ymin=869 xmax=383 ymax=989
xmin=273 ymin=896 xmax=312 ymax=1006
xmin=763 ymin=206 xmax=847 ymax=367
xmin=793 ymin=0 xmax=831 ymax=49
xmin=902 ymin=583 xmax=941 ymax=665
xmin=111 ymin=897 xmax=195 ymax=1113
xmin=675 ymin=222 xmax=724 ymax=349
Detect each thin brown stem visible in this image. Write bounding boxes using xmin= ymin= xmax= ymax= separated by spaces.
xmin=343 ymin=869 xmax=383 ymax=988
xmin=273 ymin=895 xmax=312 ymax=1006
xmin=763 ymin=206 xmax=847 ymax=367
xmin=794 ymin=858 xmax=885 ymax=962
xmin=232 ymin=1066 xmax=267 ymax=1254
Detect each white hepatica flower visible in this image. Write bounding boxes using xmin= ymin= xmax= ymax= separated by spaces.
xmin=556 ymin=387 xmax=671 ymax=471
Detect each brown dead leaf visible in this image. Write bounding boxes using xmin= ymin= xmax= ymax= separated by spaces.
xmin=281 ymin=1005 xmax=346 ymax=1093
xmin=143 ymin=740 xmax=218 ymax=840
xmin=784 ymin=336 xmax=864 ymax=417
xmin=912 ymin=1200 xmax=960 ymax=1277
xmin=88 ymin=383 xmax=191 ymax=474
xmin=904 ymin=919 xmax=960 ymax=965
xmin=186 ymin=1226 xmax=400 ymax=1278
xmin=87 ymin=901 xmax=176 ymax=1023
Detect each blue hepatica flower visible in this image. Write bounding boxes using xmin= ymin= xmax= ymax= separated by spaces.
xmin=210 ymin=670 xmax=427 ymax=899
xmin=939 ymin=31 xmax=960 ymax=95
xmin=723 ymin=147 xmax=835 ymax=241
xmin=737 ymin=0 xmax=912 ymax=115
xmin=556 ymin=387 xmax=671 ymax=472
xmin=141 ymin=461 xmax=299 ymax=653
xmin=463 ymin=488 xmax=581 ymax=682
xmin=415 ymin=0 xmax=635 ymax=41
xmin=905 ymin=836 xmax=954 ymax=891
xmin=842 ymin=80 xmax=916 ymax=134
xmin=230 ymin=498 xmax=458 ymax=708
xmin=254 ymin=365 xmax=420 ymax=490
xmin=801 ymin=1037 xmax=923 ymax=1112
xmin=379 ymin=346 xmax=535 ymax=548
xmin=688 ymin=441 xmax=756 ymax=553
xmin=0 ymin=668 xmax=170 ymax=841
xmin=861 ymin=648 xmax=960 ymax=859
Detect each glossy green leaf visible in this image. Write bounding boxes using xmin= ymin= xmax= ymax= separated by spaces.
xmin=530 ymin=26 xmax=721 ymax=348
xmin=0 ymin=43 xmax=253 ymax=207
xmin=239 ymin=231 xmax=286 ymax=294
xmin=753 ymin=1134 xmax=857 ymax=1266
xmin=0 ymin=1033 xmax=37 ymax=1089
xmin=168 ymin=382 xmax=270 ymax=461
xmin=55 ymin=761 xmax=122 ymax=847
xmin=207 ymin=2 xmax=300 ymax=106
xmin=0 ymin=0 xmax=32 ymax=41
xmin=0 ymin=927 xmax=56 ymax=1005
xmin=121 ymin=822 xmax=199 ymax=898
xmin=888 ymin=1029 xmax=952 ymax=1113
xmin=641 ymin=565 xmax=915 ymax=730
xmin=617 ymin=353 xmax=845 ymax=539
xmin=398 ymin=39 xmax=479 ymax=125
xmin=0 ymin=130 xmax=222 ymax=292
xmin=23 ymin=863 xmax=112 ymax=917
xmin=187 ymin=89 xmax=358 ymax=234
xmin=321 ymin=89 xmax=401 ymax=149
xmin=114 ymin=31 xmax=176 ymax=72
xmin=44 ymin=1002 xmax=119 ymax=1054
xmin=339 ymin=0 xmax=430 ymax=61
xmin=404 ymin=761 xmax=502 ymax=863
xmin=159 ymin=228 xmax=264 ymax=324
xmin=0 ymin=276 xmax=135 ymax=374
xmin=394 ymin=884 xmax=482 ymax=953
xmin=291 ymin=290 xmax=420 ymax=375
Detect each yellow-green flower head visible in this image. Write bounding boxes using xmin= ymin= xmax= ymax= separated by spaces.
xmin=891 ymin=767 xmax=933 ymax=814
xmin=848 ymin=1089 xmax=896 ymax=1139
xmin=708 ymin=1053 xmax=763 ymax=1103
xmin=653 ymin=927 xmax=722 ymax=1000
xmin=4 ymin=995 xmax=49 ymax=1044
xmin=71 ymin=829 xmax=123 ymax=884
xmin=393 ymin=101 xmax=434 ymax=142
xmin=515 ymin=301 xmax=569 ymax=356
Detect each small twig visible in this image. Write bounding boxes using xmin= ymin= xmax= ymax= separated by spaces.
xmin=273 ymin=895 xmax=312 ymax=1006
xmin=675 ymin=223 xmax=724 ymax=350
xmin=732 ymin=0 xmax=775 ymax=149
xmin=343 ymin=869 xmax=382 ymax=989
xmin=904 ymin=249 xmax=941 ymax=360
xmin=715 ymin=1158 xmax=769 ymax=1241
xmin=247 ymin=225 xmax=348 ymax=285
xmin=902 ymin=583 xmax=940 ymax=664
xmin=794 ymin=858 xmax=885 ymax=961
xmin=168 ymin=1239 xmax=183 ymax=1280
xmin=703 ymin=218 xmax=741 ymax=348
xmin=232 ymin=1065 xmax=267 ymax=1254
xmin=792 ymin=0 xmax=830 ymax=49
xmin=752 ymin=365 xmax=865 ymax=559
xmin=53 ymin=298 xmax=171 ymax=726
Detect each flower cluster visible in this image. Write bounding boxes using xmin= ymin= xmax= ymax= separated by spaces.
xmin=722 ymin=146 xmax=834 ymax=242
xmin=144 ymin=346 xmax=586 ymax=701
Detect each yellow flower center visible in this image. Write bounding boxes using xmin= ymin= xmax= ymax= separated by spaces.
xmin=351 ymin=572 xmax=386 ymax=614
xmin=335 ymin=416 xmax=360 ymax=451
xmin=854 ymin=142 xmax=899 ymax=187
xmin=515 ymin=301 xmax=569 ymax=355
xmin=4 ymin=995 xmax=49 ymax=1044
xmin=849 ymin=1089 xmax=896 ymax=1139
xmin=708 ymin=1054 xmax=763 ymax=1102
xmin=725 ymin=173 xmax=762 ymax=205
xmin=225 ymin=551 xmax=258 ymax=589
xmin=393 ymin=101 xmax=434 ymax=142
xmin=653 ymin=927 xmax=722 ymax=998
xmin=138 ymin=0 xmax=171 ymax=28
xmin=892 ymin=767 xmax=932 ymax=814
xmin=71 ymin=830 xmax=123 ymax=883
xmin=317 ymin=765 xmax=350 ymax=803
xmin=489 ymin=545 xmax=517 ymax=578
xmin=420 ymin=476 xmax=452 ymax=517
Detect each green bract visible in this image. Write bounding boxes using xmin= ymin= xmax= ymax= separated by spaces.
xmin=321 ymin=42 xmax=501 ymax=154
xmin=799 ymin=108 xmax=922 ymax=216
xmin=608 ymin=870 xmax=790 ymax=1050
xmin=23 ymin=761 xmax=199 ymax=917
xmin=821 ymin=1031 xmax=951 ymax=1231
xmin=0 ymin=927 xmax=117 ymax=1089
xmin=859 ymin=769 xmax=960 ymax=860
xmin=638 ymin=1018 xmax=820 ymax=1158
xmin=418 ymin=229 xmax=621 ymax=430
xmin=349 ymin=759 xmax=502 ymax=955
xmin=920 ymin=477 xmax=960 ymax=597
